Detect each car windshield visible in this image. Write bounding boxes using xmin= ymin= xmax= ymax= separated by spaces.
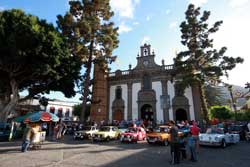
xmin=206 ymin=128 xmax=224 ymax=134
xmin=154 ymin=127 xmax=168 ymax=133
xmin=99 ymin=127 xmax=110 ymax=131
xmin=126 ymin=128 xmax=137 ymax=133
xmin=82 ymin=127 xmax=92 ymax=131
xmin=230 ymin=126 xmax=242 ymax=131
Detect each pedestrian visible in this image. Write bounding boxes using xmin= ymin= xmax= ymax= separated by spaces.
xmin=57 ymin=119 xmax=66 ymax=140
xmin=169 ymin=120 xmax=180 ymax=165
xmin=21 ymin=124 xmax=35 ymax=152
xmin=187 ymin=132 xmax=198 ymax=162
xmin=190 ymin=121 xmax=200 ymax=153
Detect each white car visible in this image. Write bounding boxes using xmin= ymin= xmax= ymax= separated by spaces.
xmin=74 ymin=126 xmax=98 ymax=140
xmin=199 ymin=128 xmax=240 ymax=148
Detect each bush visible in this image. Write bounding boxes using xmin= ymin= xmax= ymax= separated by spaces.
xmin=209 ymin=106 xmax=232 ymax=121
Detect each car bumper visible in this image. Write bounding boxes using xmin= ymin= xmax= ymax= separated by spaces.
xmin=199 ymin=141 xmax=221 ymax=146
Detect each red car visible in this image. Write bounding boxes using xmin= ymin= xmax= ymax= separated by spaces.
xmin=120 ymin=127 xmax=146 ymax=143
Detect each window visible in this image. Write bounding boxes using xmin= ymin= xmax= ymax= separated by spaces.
xmin=143 ymin=74 xmax=151 ymax=90
xmin=115 ymin=86 xmax=122 ymax=99
xmin=65 ymin=108 xmax=70 ymax=117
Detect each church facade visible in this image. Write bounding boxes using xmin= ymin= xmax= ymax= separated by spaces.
xmin=90 ymin=44 xmax=202 ymax=124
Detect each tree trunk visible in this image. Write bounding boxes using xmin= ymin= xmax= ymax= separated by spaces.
xmin=0 ymin=79 xmax=19 ymax=122
xmin=199 ymin=82 xmax=209 ymax=123
xmin=80 ymin=41 xmax=94 ymax=122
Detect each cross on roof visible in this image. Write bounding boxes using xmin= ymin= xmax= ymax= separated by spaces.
xmin=144 ymin=48 xmax=148 ymax=56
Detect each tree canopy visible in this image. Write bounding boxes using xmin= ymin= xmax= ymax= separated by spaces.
xmin=57 ymin=0 xmax=119 ymax=121
xmin=173 ymin=4 xmax=244 ymax=122
xmin=0 ymin=9 xmax=81 ymax=122
xmin=209 ymin=106 xmax=232 ymax=121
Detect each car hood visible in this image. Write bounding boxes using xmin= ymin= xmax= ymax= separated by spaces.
xmin=199 ymin=133 xmax=224 ymax=141
xmin=147 ymin=132 xmax=166 ymax=137
xmin=94 ymin=131 xmax=109 ymax=135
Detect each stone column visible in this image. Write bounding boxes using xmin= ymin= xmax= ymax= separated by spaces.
xmin=127 ymin=82 xmax=133 ymax=120
xmin=161 ymin=79 xmax=169 ymax=123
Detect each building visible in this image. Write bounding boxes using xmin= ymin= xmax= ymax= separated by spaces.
xmin=90 ymin=44 xmax=202 ymax=124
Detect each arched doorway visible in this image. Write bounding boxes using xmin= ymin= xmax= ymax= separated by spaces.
xmin=176 ymin=108 xmax=187 ymax=121
xmin=141 ymin=104 xmax=154 ymax=121
xmin=113 ymin=110 xmax=123 ymax=121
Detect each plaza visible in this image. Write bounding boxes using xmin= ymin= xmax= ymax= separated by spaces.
xmin=0 ymin=136 xmax=250 ymax=167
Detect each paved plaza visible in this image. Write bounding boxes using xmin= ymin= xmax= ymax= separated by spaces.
xmin=0 ymin=136 xmax=250 ymax=167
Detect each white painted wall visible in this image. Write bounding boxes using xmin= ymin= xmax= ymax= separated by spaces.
xmin=109 ymin=85 xmax=116 ymax=121
xmin=184 ymin=87 xmax=195 ymax=120
xmin=167 ymin=81 xmax=175 ymax=120
xmin=121 ymin=84 xmax=128 ymax=120
xmin=132 ymin=83 xmax=141 ymax=120
xmin=152 ymin=81 xmax=163 ymax=123
xmin=109 ymin=84 xmax=128 ymax=121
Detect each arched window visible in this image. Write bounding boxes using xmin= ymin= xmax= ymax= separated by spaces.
xmin=65 ymin=108 xmax=70 ymax=117
xmin=50 ymin=107 xmax=55 ymax=114
xmin=143 ymin=74 xmax=151 ymax=90
xmin=115 ymin=86 xmax=122 ymax=99
xmin=57 ymin=108 xmax=63 ymax=118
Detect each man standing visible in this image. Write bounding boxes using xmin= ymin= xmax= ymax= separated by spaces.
xmin=169 ymin=120 xmax=180 ymax=165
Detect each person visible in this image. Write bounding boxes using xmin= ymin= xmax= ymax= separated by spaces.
xmin=179 ymin=134 xmax=187 ymax=160
xmin=187 ymin=132 xmax=197 ymax=162
xmin=190 ymin=121 xmax=200 ymax=153
xmin=57 ymin=120 xmax=66 ymax=140
xmin=21 ymin=124 xmax=35 ymax=152
xmin=169 ymin=120 xmax=180 ymax=165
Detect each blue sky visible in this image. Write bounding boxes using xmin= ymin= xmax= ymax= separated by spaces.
xmin=1 ymin=0 xmax=250 ymax=102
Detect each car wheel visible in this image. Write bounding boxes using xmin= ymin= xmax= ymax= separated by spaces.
xmin=106 ymin=136 xmax=110 ymax=142
xmin=221 ymin=139 xmax=226 ymax=148
xmin=163 ymin=140 xmax=169 ymax=146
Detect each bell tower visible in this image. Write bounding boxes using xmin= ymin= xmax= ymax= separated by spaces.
xmin=90 ymin=64 xmax=108 ymax=123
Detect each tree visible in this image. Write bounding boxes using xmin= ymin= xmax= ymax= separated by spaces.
xmin=73 ymin=103 xmax=91 ymax=119
xmin=209 ymin=106 xmax=232 ymax=121
xmin=174 ymin=4 xmax=244 ymax=122
xmin=0 ymin=9 xmax=81 ymax=122
xmin=57 ymin=0 xmax=119 ymax=122
xmin=205 ymin=85 xmax=227 ymax=107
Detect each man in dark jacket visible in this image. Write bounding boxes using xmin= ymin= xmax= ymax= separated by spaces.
xmin=169 ymin=120 xmax=180 ymax=165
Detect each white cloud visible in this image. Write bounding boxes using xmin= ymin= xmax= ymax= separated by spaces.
xmin=188 ymin=0 xmax=208 ymax=6
xmin=146 ymin=16 xmax=151 ymax=21
xmin=169 ymin=21 xmax=178 ymax=29
xmin=165 ymin=9 xmax=171 ymax=15
xmin=110 ymin=0 xmax=140 ymax=19
xmin=229 ymin=0 xmax=250 ymax=8
xmin=118 ymin=22 xmax=132 ymax=34
xmin=213 ymin=15 xmax=250 ymax=86
xmin=141 ymin=36 xmax=150 ymax=45
xmin=133 ymin=21 xmax=139 ymax=25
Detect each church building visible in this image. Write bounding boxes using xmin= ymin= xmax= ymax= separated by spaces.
xmin=90 ymin=44 xmax=202 ymax=124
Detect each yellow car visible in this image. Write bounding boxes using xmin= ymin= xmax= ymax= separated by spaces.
xmin=92 ymin=126 xmax=121 ymax=141
xmin=146 ymin=125 xmax=170 ymax=146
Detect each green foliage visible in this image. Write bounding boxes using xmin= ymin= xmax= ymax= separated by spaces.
xmin=209 ymin=106 xmax=232 ymax=121
xmin=174 ymin=4 xmax=243 ymax=89
xmin=0 ymin=9 xmax=81 ymax=98
xmin=205 ymin=85 xmax=227 ymax=107
xmin=235 ymin=110 xmax=250 ymax=121
xmin=57 ymin=0 xmax=119 ymax=121
xmin=73 ymin=103 xmax=91 ymax=118
xmin=173 ymin=4 xmax=244 ymax=121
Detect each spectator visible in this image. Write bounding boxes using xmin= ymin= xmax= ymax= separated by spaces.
xmin=169 ymin=120 xmax=180 ymax=165
xmin=190 ymin=121 xmax=200 ymax=153
xmin=187 ymin=132 xmax=198 ymax=162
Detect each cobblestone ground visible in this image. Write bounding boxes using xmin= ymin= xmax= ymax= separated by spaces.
xmin=0 ymin=136 xmax=250 ymax=167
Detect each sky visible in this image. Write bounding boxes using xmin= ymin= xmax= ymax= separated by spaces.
xmin=1 ymin=0 xmax=250 ymax=102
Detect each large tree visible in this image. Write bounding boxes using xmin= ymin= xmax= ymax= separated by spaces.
xmin=57 ymin=0 xmax=119 ymax=122
xmin=0 ymin=9 xmax=81 ymax=122
xmin=174 ymin=4 xmax=244 ymax=122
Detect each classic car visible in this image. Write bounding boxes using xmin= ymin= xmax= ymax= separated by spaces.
xmin=199 ymin=128 xmax=240 ymax=148
xmin=228 ymin=124 xmax=247 ymax=140
xmin=120 ymin=127 xmax=146 ymax=143
xmin=146 ymin=125 xmax=170 ymax=146
xmin=74 ymin=126 xmax=98 ymax=140
xmin=92 ymin=126 xmax=121 ymax=141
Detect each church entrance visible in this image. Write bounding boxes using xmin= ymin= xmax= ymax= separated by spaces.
xmin=113 ymin=110 xmax=123 ymax=121
xmin=141 ymin=104 xmax=154 ymax=121
xmin=175 ymin=108 xmax=187 ymax=121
